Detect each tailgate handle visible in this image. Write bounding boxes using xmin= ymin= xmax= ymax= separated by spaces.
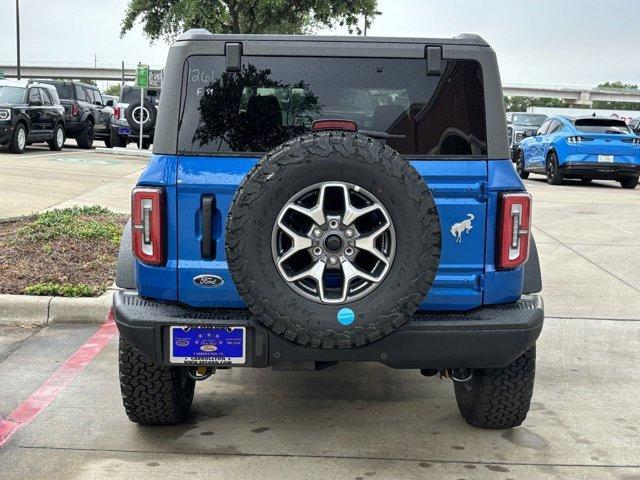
xmin=201 ymin=195 xmax=216 ymax=259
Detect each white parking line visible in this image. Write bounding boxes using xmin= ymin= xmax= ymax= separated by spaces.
xmin=7 ymin=150 xmax=87 ymax=159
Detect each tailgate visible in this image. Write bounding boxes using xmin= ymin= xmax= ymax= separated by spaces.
xmin=176 ymin=156 xmax=488 ymax=311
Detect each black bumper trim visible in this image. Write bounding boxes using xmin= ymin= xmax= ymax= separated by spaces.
xmin=113 ymin=291 xmax=544 ymax=370
xmin=560 ymin=162 xmax=640 ymax=179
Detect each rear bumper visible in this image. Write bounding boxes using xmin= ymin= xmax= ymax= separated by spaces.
xmin=110 ymin=124 xmax=153 ymax=139
xmin=113 ymin=290 xmax=544 ymax=370
xmin=560 ymin=160 xmax=640 ymax=179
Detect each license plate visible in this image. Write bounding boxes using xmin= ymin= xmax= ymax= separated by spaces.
xmin=598 ymin=155 xmax=614 ymax=163
xmin=169 ymin=326 xmax=246 ymax=365
xmin=118 ymin=127 xmax=131 ymax=135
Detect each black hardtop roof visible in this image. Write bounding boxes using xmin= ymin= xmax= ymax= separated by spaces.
xmin=31 ymin=79 xmax=99 ymax=89
xmin=564 ymin=116 xmax=628 ymax=123
xmin=175 ymin=29 xmax=489 ymax=47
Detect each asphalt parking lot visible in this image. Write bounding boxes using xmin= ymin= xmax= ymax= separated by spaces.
xmin=1 ymin=152 xmax=639 ymax=478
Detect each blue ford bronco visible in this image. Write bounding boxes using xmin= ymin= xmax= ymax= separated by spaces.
xmin=114 ymin=30 xmax=544 ymax=430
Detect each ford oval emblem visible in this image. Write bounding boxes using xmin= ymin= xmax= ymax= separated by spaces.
xmin=193 ymin=274 xmax=224 ymax=288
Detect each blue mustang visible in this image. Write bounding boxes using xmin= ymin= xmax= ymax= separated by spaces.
xmin=516 ymin=116 xmax=640 ymax=189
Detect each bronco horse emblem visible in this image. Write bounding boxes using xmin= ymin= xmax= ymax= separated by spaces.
xmin=450 ymin=214 xmax=475 ymax=243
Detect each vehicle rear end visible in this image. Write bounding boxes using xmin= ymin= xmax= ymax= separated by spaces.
xmin=558 ymin=117 xmax=640 ymax=188
xmin=114 ymin=31 xmax=543 ymax=429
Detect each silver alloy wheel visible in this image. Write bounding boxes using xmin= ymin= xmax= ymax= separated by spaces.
xmin=271 ymin=181 xmax=395 ymax=304
xmin=56 ymin=127 xmax=64 ymax=147
xmin=17 ymin=128 xmax=26 ymax=151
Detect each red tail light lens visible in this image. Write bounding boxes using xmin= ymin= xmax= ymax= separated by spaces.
xmin=71 ymin=104 xmax=79 ymax=117
xmin=113 ymin=106 xmax=120 ymax=120
xmin=497 ymin=192 xmax=531 ymax=270
xmin=132 ymin=187 xmax=165 ymax=265
xmin=312 ymin=119 xmax=358 ymax=132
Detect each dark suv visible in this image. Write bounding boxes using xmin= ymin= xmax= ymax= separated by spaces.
xmin=114 ymin=31 xmax=544 ymax=430
xmin=110 ymin=86 xmax=160 ymax=149
xmin=41 ymin=80 xmax=114 ymax=148
xmin=0 ymin=81 xmax=65 ymax=154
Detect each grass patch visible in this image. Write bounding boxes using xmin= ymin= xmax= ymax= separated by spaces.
xmin=24 ymin=282 xmax=98 ymax=297
xmin=0 ymin=206 xmax=128 ymax=297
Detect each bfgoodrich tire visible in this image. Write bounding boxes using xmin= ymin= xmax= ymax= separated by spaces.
xmin=119 ymin=338 xmax=195 ymax=425
xmin=454 ymin=346 xmax=536 ymax=429
xmin=226 ymin=132 xmax=441 ymax=349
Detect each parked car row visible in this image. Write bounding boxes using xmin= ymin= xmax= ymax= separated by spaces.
xmin=512 ymin=115 xmax=640 ymax=189
xmin=1 ymin=78 xmax=161 ymax=154
xmin=0 ymin=80 xmax=66 ymax=153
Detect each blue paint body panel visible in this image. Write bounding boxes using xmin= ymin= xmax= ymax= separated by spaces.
xmin=134 ymin=154 xmax=527 ymax=312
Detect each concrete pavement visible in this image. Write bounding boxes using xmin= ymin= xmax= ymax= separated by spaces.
xmin=0 ymin=142 xmax=147 ymax=218
xmin=1 ymin=176 xmax=639 ymax=479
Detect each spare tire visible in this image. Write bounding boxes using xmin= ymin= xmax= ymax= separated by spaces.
xmin=126 ymin=100 xmax=157 ymax=133
xmin=226 ymin=132 xmax=441 ymax=349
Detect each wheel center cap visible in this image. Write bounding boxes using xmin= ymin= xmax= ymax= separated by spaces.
xmin=324 ymin=234 xmax=343 ymax=252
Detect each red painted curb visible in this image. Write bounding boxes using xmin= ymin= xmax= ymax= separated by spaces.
xmin=0 ymin=309 xmax=117 ymax=448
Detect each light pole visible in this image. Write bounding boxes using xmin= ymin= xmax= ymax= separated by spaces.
xmin=16 ymin=0 xmax=21 ymax=79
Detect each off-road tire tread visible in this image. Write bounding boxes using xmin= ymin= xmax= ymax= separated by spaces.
xmin=454 ymin=347 xmax=535 ymax=429
xmin=226 ymin=132 xmax=441 ymax=349
xmin=77 ymin=121 xmax=94 ymax=149
xmin=118 ymin=338 xmax=194 ymax=425
xmin=620 ymin=177 xmax=638 ymax=189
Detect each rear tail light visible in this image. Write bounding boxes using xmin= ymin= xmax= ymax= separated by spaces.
xmin=312 ymin=119 xmax=358 ymax=132
xmin=132 ymin=187 xmax=165 ymax=265
xmin=566 ymin=136 xmax=582 ymax=145
xmin=113 ymin=106 xmax=121 ymax=120
xmin=71 ymin=104 xmax=79 ymax=117
xmin=497 ymin=192 xmax=531 ymax=270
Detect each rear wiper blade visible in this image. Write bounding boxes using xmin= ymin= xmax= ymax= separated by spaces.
xmin=358 ymin=129 xmax=407 ymax=139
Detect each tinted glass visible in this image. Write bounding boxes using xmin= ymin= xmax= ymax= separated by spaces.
xmin=537 ymin=120 xmax=551 ymax=135
xmin=75 ymin=85 xmax=87 ymax=102
xmin=0 ymin=86 xmax=25 ymax=103
xmin=512 ymin=114 xmax=547 ymax=126
xmin=574 ymin=118 xmax=631 ymax=134
xmin=28 ymin=88 xmax=41 ymax=104
xmin=547 ymin=120 xmax=562 ymax=134
xmin=53 ymin=83 xmax=73 ymax=100
xmin=39 ymin=88 xmax=53 ymax=106
xmin=178 ymin=56 xmax=487 ymax=156
xmin=121 ymin=87 xmax=160 ymax=105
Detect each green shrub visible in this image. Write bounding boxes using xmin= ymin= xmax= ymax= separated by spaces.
xmin=19 ymin=206 xmax=123 ymax=245
xmin=24 ymin=282 xmax=99 ymax=297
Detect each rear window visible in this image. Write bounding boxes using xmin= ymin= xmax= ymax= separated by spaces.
xmin=121 ymin=87 xmax=160 ymax=105
xmin=178 ymin=56 xmax=487 ymax=157
xmin=574 ymin=118 xmax=631 ymax=134
xmin=53 ymin=84 xmax=73 ymax=100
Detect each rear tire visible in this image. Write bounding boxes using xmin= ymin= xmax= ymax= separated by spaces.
xmin=546 ymin=152 xmax=563 ymax=185
xmin=110 ymin=129 xmax=126 ymax=148
xmin=515 ymin=150 xmax=529 ymax=179
xmin=620 ymin=177 xmax=639 ymax=189
xmin=119 ymin=338 xmax=195 ymax=425
xmin=9 ymin=123 xmax=27 ymax=154
xmin=76 ymin=121 xmax=94 ymax=149
xmin=454 ymin=347 xmax=536 ymax=429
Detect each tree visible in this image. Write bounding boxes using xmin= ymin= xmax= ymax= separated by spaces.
xmin=103 ymin=84 xmax=121 ymax=97
xmin=593 ymin=81 xmax=640 ymax=110
xmin=504 ymin=96 xmax=567 ymax=112
xmin=121 ymin=0 xmax=380 ymax=41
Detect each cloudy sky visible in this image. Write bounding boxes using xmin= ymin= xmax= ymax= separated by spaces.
xmin=0 ymin=0 xmax=638 ymax=87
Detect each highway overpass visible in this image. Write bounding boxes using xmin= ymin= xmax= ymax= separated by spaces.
xmin=1 ymin=64 xmax=639 ymax=106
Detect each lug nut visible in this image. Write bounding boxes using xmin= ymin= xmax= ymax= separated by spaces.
xmin=345 ymin=228 xmax=354 ymax=238
xmin=313 ymin=247 xmax=323 ymax=256
xmin=328 ymin=256 xmax=338 ymax=265
xmin=313 ymin=228 xmax=322 ymax=238
xmin=329 ymin=219 xmax=339 ymax=229
xmin=345 ymin=247 xmax=354 ymax=256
